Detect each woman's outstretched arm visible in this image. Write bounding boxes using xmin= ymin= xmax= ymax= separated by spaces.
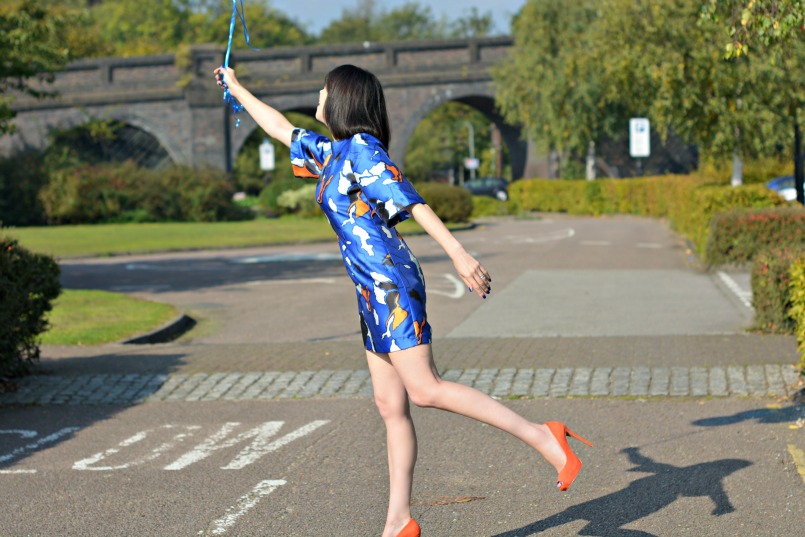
xmin=408 ymin=203 xmax=491 ymax=298
xmin=214 ymin=66 xmax=295 ymax=148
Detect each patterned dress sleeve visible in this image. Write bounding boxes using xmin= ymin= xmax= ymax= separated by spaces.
xmin=348 ymin=135 xmax=425 ymax=227
xmin=290 ymin=128 xmax=333 ymax=178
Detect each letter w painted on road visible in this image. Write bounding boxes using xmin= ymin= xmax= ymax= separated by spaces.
xmin=165 ymin=420 xmax=329 ymax=471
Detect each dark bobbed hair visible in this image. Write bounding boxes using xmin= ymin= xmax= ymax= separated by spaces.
xmin=323 ymin=65 xmax=391 ymax=148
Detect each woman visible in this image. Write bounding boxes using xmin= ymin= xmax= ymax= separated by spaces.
xmin=214 ymin=64 xmax=591 ymax=537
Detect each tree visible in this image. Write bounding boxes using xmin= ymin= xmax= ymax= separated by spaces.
xmin=595 ymin=0 xmax=798 ymax=184
xmin=493 ymin=0 xmax=614 ymax=178
xmin=703 ymin=0 xmax=805 ymax=57
xmin=493 ymin=0 xmax=803 ymax=182
xmin=53 ymin=0 xmax=310 ymax=59
xmin=403 ymin=102 xmax=499 ymax=183
xmin=0 ymin=1 xmax=80 ymax=134
xmin=188 ymin=0 xmax=311 ymax=50
xmin=449 ymin=7 xmax=496 ymax=38
xmin=319 ymin=0 xmax=448 ymax=44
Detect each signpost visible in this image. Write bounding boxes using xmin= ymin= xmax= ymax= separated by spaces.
xmin=259 ymin=138 xmax=275 ymax=171
xmin=629 ymin=118 xmax=650 ymax=176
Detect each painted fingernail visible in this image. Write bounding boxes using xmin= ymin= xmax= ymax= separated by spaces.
xmin=482 ymin=295 xmax=486 ymax=299
xmin=468 ymin=287 xmax=472 ymax=292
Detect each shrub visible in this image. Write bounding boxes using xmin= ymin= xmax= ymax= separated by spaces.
xmin=259 ymin=179 xmax=310 ymax=216
xmin=706 ymin=207 xmax=805 ymax=266
xmin=750 ymin=249 xmax=805 ymax=334
xmin=415 ymin=182 xmax=473 ymax=223
xmin=787 ymin=258 xmax=805 ymax=374
xmin=471 ymin=196 xmax=511 ymax=218
xmin=698 ymin=156 xmax=794 ymax=185
xmin=276 ymin=184 xmax=320 ymax=217
xmin=143 ymin=166 xmax=253 ymax=222
xmin=0 ymin=152 xmax=49 ymax=226
xmin=39 ymin=161 xmax=137 ymax=224
xmin=0 ymin=236 xmax=61 ymax=376
xmin=39 ymin=162 xmax=253 ymax=224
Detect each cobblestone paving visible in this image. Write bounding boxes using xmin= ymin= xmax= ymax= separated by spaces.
xmin=1 ymin=364 xmax=800 ymax=406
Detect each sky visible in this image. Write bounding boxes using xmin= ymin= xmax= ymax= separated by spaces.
xmin=270 ymin=0 xmax=526 ymax=35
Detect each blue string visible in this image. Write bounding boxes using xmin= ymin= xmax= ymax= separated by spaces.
xmin=221 ymin=0 xmax=260 ymax=128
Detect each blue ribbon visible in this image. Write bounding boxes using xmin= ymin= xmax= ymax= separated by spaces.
xmin=221 ymin=0 xmax=260 ymax=128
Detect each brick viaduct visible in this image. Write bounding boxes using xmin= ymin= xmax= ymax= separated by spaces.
xmin=1 ymin=36 xmax=545 ymax=179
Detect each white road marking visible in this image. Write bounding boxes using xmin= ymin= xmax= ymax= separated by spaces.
xmin=0 ymin=427 xmax=80 ymax=474
xmin=580 ymin=240 xmax=611 ymax=246
xmin=636 ymin=242 xmax=663 ymax=249
xmin=165 ymin=420 xmax=329 ymax=471
xmin=716 ymin=271 xmax=753 ymax=309
xmin=505 ymin=228 xmax=575 ymax=244
xmin=429 ymin=274 xmax=466 ymax=299
xmin=73 ymin=425 xmax=201 ymax=471
xmin=201 ymin=479 xmax=287 ymax=536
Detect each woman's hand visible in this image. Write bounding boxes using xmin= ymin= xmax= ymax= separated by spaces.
xmin=214 ymin=66 xmax=241 ymax=96
xmin=451 ymin=247 xmax=492 ymax=299
xmin=407 ymin=203 xmax=492 ymax=299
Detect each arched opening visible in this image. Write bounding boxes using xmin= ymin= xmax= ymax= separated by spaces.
xmin=403 ymin=99 xmax=516 ymax=185
xmin=232 ymin=109 xmax=331 ymax=194
xmin=48 ymin=120 xmax=173 ymax=170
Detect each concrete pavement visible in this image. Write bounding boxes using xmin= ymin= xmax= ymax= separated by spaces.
xmin=1 ymin=215 xmax=803 ymax=537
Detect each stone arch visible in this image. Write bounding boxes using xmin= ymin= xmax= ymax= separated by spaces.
xmin=393 ymin=86 xmax=527 ymax=180
xmin=101 ymin=110 xmax=185 ymax=167
xmin=29 ymin=108 xmax=183 ymax=168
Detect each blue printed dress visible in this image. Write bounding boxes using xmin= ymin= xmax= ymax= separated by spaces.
xmin=290 ymin=128 xmax=432 ymax=353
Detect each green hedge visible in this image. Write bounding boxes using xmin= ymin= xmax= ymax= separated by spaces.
xmin=509 ymin=176 xmax=786 ymax=261
xmin=415 ymin=182 xmax=473 ymax=223
xmin=706 ymin=208 xmax=805 ymax=266
xmin=0 ymin=237 xmax=61 ymax=376
xmin=471 ymin=196 xmax=511 ymax=218
xmin=751 ymin=249 xmax=803 ymax=334
xmin=787 ymin=258 xmax=805 ymax=374
xmin=38 ymin=162 xmax=253 ymax=224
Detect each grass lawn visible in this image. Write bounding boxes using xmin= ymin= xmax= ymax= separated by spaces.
xmin=5 ymin=218 xmax=335 ymax=259
xmin=40 ymin=290 xmax=179 ymax=346
xmin=3 ymin=217 xmax=433 ymax=258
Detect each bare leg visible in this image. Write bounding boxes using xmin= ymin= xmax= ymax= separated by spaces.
xmin=367 ymin=350 xmax=416 ymax=537
xmin=388 ymin=344 xmax=568 ymax=474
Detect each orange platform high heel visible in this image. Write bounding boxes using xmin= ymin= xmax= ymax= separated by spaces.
xmin=396 ymin=518 xmax=421 ymax=537
xmin=545 ymin=421 xmax=593 ymax=491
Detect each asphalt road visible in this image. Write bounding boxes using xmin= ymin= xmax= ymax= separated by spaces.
xmin=2 ymin=215 xmax=803 ymax=537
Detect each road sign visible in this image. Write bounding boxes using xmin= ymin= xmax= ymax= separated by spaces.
xmin=464 ymin=158 xmax=479 ymax=170
xmin=629 ymin=118 xmax=651 ymax=158
xmin=259 ymin=139 xmax=275 ymax=171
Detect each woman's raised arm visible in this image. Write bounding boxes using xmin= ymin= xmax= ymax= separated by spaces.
xmin=214 ymin=66 xmax=295 ymax=148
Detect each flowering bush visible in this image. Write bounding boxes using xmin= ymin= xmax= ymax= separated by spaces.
xmin=750 ymin=249 xmax=805 ymax=334
xmin=706 ymin=208 xmax=805 ymax=266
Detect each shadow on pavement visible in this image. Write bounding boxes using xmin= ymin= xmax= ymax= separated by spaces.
xmin=691 ymin=405 xmax=805 ymax=427
xmin=59 ymin=253 xmax=473 ymax=293
xmin=491 ymin=447 xmax=751 ymax=537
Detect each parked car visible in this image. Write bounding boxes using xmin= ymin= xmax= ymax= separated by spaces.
xmin=766 ymin=175 xmax=796 ymax=201
xmin=463 ymin=177 xmax=509 ymax=201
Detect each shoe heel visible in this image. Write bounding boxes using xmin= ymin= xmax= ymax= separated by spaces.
xmin=565 ymin=427 xmax=592 ymax=447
